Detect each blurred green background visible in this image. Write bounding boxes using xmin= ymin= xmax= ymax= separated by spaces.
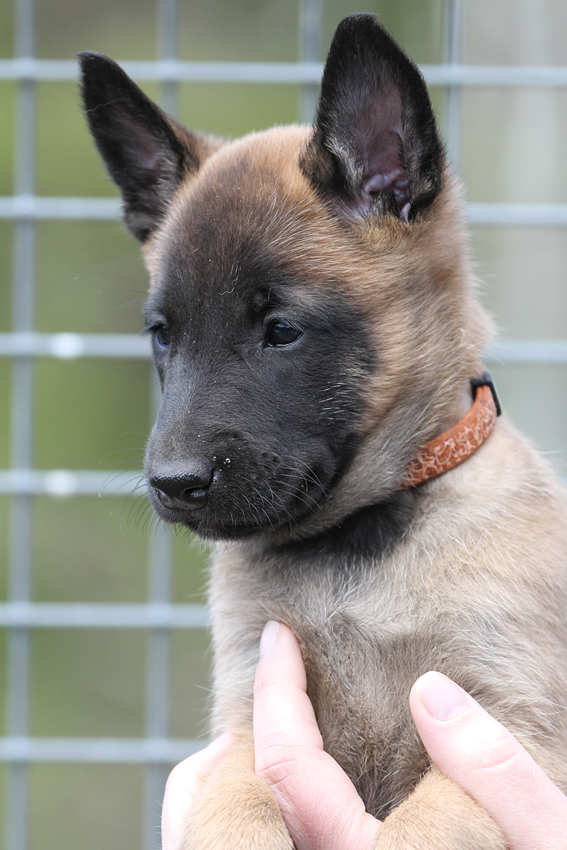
xmin=1 ymin=0 xmax=566 ymax=847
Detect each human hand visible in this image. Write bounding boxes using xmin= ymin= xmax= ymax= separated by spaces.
xmin=161 ymin=732 xmax=233 ymax=850
xmin=162 ymin=621 xmax=567 ymax=850
xmin=253 ymin=621 xmax=567 ymax=850
xmin=409 ymin=669 xmax=567 ymax=849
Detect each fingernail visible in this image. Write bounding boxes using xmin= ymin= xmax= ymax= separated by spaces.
xmin=259 ymin=621 xmax=280 ymax=660
xmin=417 ymin=672 xmax=471 ymax=721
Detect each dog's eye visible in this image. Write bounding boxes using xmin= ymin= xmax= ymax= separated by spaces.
xmin=153 ymin=325 xmax=171 ymax=348
xmin=266 ymin=321 xmax=302 ymax=347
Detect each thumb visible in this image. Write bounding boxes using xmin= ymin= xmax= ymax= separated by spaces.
xmin=254 ymin=621 xmax=380 ymax=850
xmin=410 ymin=672 xmax=567 ymax=850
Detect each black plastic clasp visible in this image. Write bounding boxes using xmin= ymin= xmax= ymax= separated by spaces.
xmin=470 ymin=372 xmax=502 ymax=417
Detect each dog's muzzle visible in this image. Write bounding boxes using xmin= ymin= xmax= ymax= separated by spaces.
xmin=150 ymin=459 xmax=215 ymax=511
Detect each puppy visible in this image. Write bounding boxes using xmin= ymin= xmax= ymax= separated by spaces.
xmin=80 ymin=14 xmax=567 ymax=848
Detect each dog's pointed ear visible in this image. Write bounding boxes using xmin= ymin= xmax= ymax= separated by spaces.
xmin=300 ymin=14 xmax=443 ymax=223
xmin=79 ymin=51 xmax=221 ymax=241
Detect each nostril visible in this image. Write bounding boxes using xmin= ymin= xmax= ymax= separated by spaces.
xmin=150 ymin=460 xmax=215 ymax=511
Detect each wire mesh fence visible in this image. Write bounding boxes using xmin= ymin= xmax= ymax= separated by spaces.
xmin=1 ymin=0 xmax=566 ymax=848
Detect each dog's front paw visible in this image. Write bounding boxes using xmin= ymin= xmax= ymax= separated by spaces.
xmin=373 ymin=769 xmax=506 ymax=850
xmin=179 ymin=737 xmax=293 ymax=850
xmin=183 ymin=792 xmax=293 ymax=849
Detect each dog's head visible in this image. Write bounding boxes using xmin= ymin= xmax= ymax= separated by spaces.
xmin=80 ymin=14 xmax=489 ymax=541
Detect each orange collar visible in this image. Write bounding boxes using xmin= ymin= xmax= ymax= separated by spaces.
xmin=401 ymin=376 xmax=500 ymax=488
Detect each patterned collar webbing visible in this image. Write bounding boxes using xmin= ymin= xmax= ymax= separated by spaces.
xmin=401 ymin=382 xmax=499 ymax=488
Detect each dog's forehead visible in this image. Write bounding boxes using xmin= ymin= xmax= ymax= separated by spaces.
xmin=146 ymin=128 xmax=349 ymax=305
xmin=143 ymin=124 xmax=420 ymax=335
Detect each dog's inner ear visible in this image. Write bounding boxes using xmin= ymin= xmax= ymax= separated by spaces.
xmin=301 ymin=14 xmax=442 ymax=223
xmin=356 ymin=87 xmax=409 ymax=218
xmin=79 ymin=51 xmax=219 ymax=242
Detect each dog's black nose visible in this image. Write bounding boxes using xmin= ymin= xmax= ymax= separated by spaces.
xmin=150 ymin=460 xmax=215 ymax=511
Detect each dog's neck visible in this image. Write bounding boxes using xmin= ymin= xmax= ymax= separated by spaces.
xmin=401 ymin=376 xmax=500 ymax=488
xmin=274 ymin=374 xmax=500 ymax=546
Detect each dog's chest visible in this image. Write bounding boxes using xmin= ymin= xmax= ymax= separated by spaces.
xmin=210 ymin=539 xmax=440 ymax=816
xmin=295 ymin=601 xmax=434 ymax=818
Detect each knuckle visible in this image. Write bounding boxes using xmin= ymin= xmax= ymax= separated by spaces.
xmin=470 ymin=727 xmax=533 ymax=785
xmin=254 ymin=664 xmax=276 ymax=697
xmin=256 ymin=740 xmax=303 ymax=792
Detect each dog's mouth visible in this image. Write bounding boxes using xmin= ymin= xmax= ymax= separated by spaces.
xmin=146 ymin=453 xmax=334 ymax=540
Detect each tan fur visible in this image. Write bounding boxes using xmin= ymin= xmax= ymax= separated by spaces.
xmin=152 ymin=129 xmax=567 ymax=848
xmin=182 ymin=734 xmax=292 ymax=849
xmin=374 ymin=769 xmax=506 ymax=849
xmin=148 ymin=127 xmax=492 ymax=530
xmin=199 ymin=422 xmax=567 ymax=849
xmin=81 ymin=34 xmax=567 ymax=847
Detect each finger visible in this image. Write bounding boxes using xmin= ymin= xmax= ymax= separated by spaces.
xmin=410 ymin=672 xmax=567 ymax=850
xmin=161 ymin=732 xmax=233 ymax=850
xmin=254 ymin=621 xmax=380 ymax=850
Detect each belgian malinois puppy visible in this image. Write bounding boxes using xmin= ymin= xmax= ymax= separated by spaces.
xmin=80 ymin=13 xmax=567 ymax=848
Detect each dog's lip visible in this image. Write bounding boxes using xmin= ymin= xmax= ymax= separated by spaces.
xmin=147 ymin=486 xmax=289 ymax=539
xmin=146 ymin=461 xmax=335 ymax=539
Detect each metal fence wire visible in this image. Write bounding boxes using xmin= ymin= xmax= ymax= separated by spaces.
xmin=1 ymin=0 xmax=567 ymax=848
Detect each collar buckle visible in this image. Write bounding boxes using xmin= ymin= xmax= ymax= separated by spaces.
xmin=470 ymin=371 xmax=502 ymax=417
